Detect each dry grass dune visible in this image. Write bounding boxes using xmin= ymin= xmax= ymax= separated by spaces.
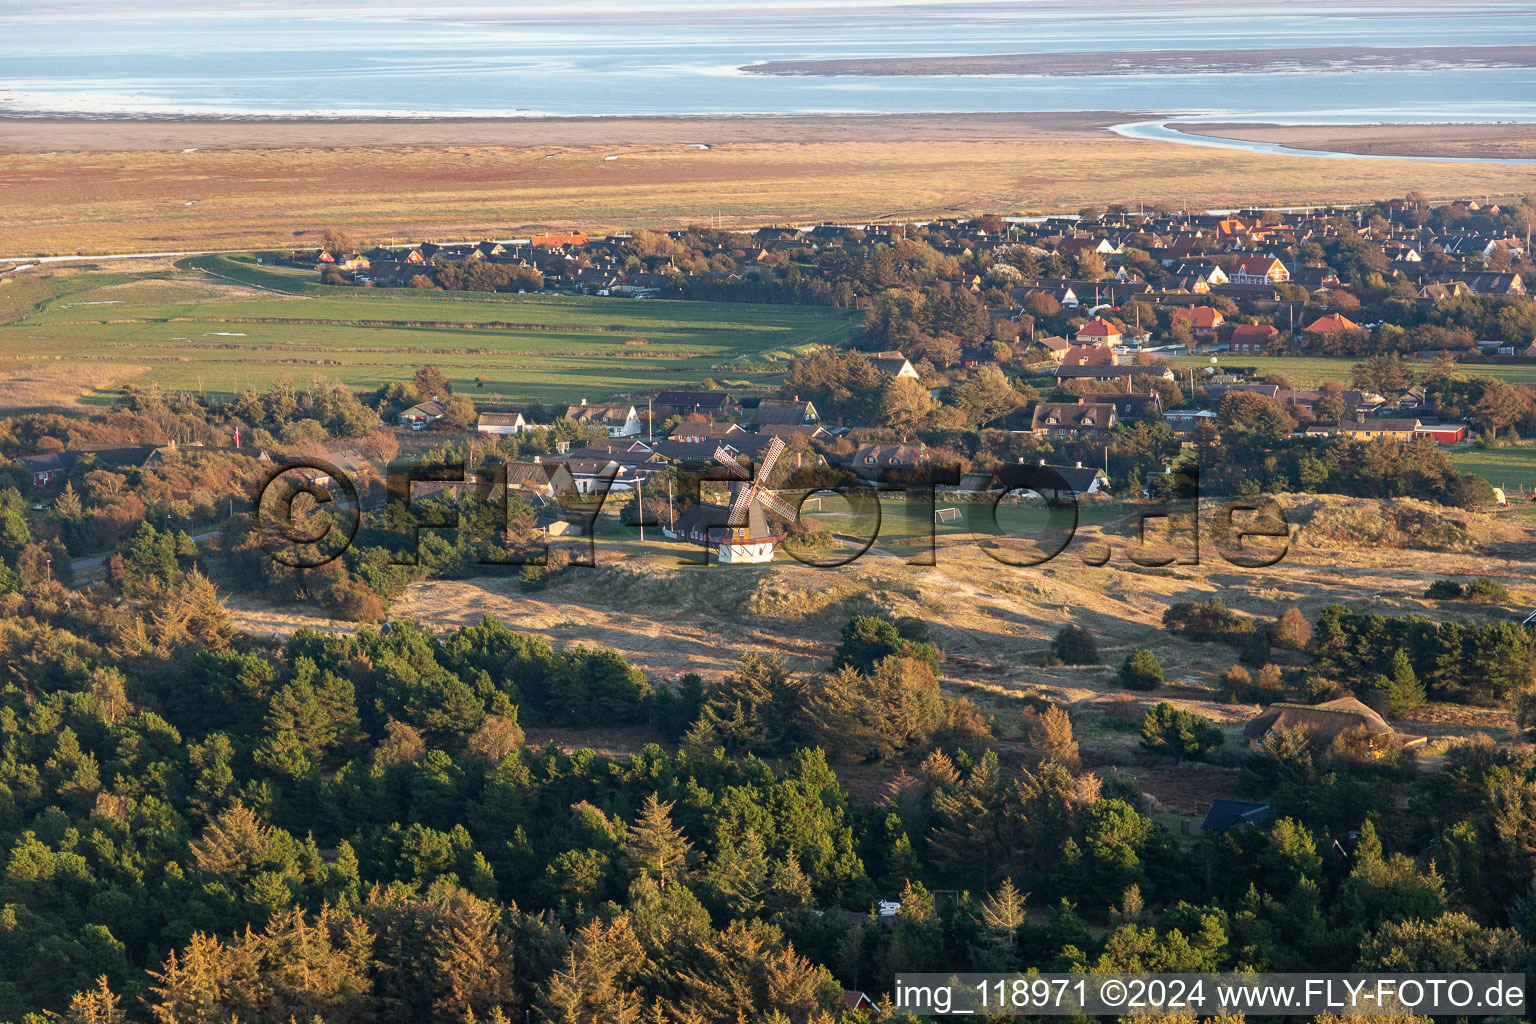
xmin=220 ymin=494 xmax=1530 ymax=810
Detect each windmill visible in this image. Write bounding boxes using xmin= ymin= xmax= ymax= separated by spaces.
xmin=709 ymin=436 xmax=795 ymax=564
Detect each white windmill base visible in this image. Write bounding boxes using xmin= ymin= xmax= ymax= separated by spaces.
xmin=717 ymin=539 xmax=777 ymax=564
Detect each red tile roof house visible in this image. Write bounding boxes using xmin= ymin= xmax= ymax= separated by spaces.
xmin=1303 ymin=313 xmax=1363 ymax=334
xmin=1170 ymin=305 xmax=1225 ymax=338
xmin=1230 ymin=323 xmax=1280 ymax=355
xmin=1074 ymin=316 xmax=1123 ymax=345
xmin=1061 ymin=342 xmax=1119 ymax=366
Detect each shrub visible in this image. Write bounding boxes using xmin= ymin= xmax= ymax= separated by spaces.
xmin=1466 ymin=577 xmax=1510 ymax=603
xmin=1271 ymin=608 xmax=1313 ymax=650
xmin=833 ymin=614 xmax=939 ymax=674
xmin=1162 ymin=598 xmax=1253 ymax=645
xmin=1140 ymin=702 xmax=1224 ymax=760
xmin=1119 ymin=648 xmax=1164 ymax=691
xmin=1425 ymin=579 xmax=1465 ymax=599
xmin=1239 ymin=630 xmax=1272 ymax=667
xmin=1051 ymin=623 xmax=1100 ymax=665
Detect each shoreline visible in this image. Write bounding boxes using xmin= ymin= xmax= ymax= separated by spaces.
xmin=743 ymin=44 xmax=1536 ymax=77
xmin=1167 ymin=121 xmax=1536 ymax=161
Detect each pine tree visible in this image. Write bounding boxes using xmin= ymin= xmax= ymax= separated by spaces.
xmin=1382 ymin=649 xmax=1426 ymax=717
xmin=704 ymin=831 xmax=769 ymax=916
xmin=977 ymin=878 xmax=1029 ymax=969
xmin=55 ymin=481 xmax=84 ymax=521
xmin=1119 ymin=648 xmax=1164 ymax=691
xmin=1024 ymin=705 xmax=1080 ymax=768
xmin=541 ymin=916 xmax=648 ymax=1024
xmin=625 ymin=793 xmax=695 ymax=888
xmin=65 ymin=976 xmax=123 ymax=1024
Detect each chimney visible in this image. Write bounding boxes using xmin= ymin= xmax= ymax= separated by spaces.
xmin=1075 ymin=461 xmax=1083 ymax=469
xmin=580 ymin=398 xmax=588 ymax=405
xmin=534 ymin=455 xmax=541 ymax=463
xmin=1038 ymin=458 xmax=1046 ymax=466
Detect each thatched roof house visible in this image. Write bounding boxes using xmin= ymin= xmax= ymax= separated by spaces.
xmin=1243 ymin=697 xmax=1392 ymax=747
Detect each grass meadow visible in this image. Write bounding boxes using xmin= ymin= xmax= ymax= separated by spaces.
xmin=0 ymin=257 xmax=861 ymax=408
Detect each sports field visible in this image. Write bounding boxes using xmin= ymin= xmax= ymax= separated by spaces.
xmin=0 ymin=256 xmax=861 ymax=408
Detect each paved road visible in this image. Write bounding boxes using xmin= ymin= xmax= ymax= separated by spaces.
xmin=70 ymin=529 xmax=219 ymax=573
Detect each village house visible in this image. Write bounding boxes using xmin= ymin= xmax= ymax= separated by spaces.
xmin=503 ymin=459 xmax=576 ymax=500
xmin=652 ymin=390 xmax=740 ymax=419
xmin=1031 ymin=401 xmax=1117 ymax=437
xmin=1229 ymin=323 xmax=1279 ymax=355
xmin=564 ymin=400 xmax=643 ymax=437
xmin=753 ymin=398 xmax=820 ymax=430
xmin=1303 ymin=312 xmax=1363 ymax=335
xmin=1170 ymin=306 xmax=1225 ymax=339
xmin=1305 ymin=418 xmax=1423 ymax=441
xmin=868 ymin=351 xmax=921 ymax=379
xmin=398 ymin=399 xmax=447 ymax=430
xmin=668 ymin=421 xmax=748 ymax=443
xmin=17 ymin=444 xmax=162 ymax=487
xmin=1073 ymin=316 xmax=1123 ymax=347
xmin=1031 ymin=461 xmax=1112 ymax=500
xmin=1053 ymin=364 xmax=1175 ymax=384
xmin=1228 ymin=255 xmax=1291 ymax=286
xmin=1243 ymin=697 xmax=1406 ymax=751
xmin=851 ymin=443 xmax=933 ymax=481
xmin=1171 ymin=262 xmax=1229 ymax=287
xmin=1060 ymin=341 xmax=1119 ymax=367
xmin=1189 ymin=799 xmax=1272 ymax=836
xmin=476 ymin=411 xmax=529 ymax=435
xmin=1034 ymin=335 xmax=1072 ymax=362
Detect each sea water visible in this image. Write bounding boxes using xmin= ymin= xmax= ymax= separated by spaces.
xmin=1 ymin=0 xmax=1534 ymax=123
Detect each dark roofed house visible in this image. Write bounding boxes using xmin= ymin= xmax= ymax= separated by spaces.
xmin=1031 ymin=462 xmax=1111 ymax=499
xmin=868 ymin=351 xmax=920 ymax=379
xmin=653 ymin=391 xmax=739 ymax=419
xmin=1197 ymin=799 xmax=1272 ymax=834
xmin=1101 ymin=393 xmax=1163 ymax=419
xmin=753 ymin=398 xmax=820 ymax=429
xmin=1053 ymin=364 xmax=1175 ymax=383
xmin=852 ymin=443 xmax=932 ymax=481
xmin=18 ymin=444 xmax=163 ymax=486
xmin=1031 ymin=401 xmax=1117 ymax=437
xmin=399 ymin=399 xmax=447 ymax=430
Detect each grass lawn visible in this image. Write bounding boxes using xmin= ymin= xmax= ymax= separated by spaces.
xmin=0 ymin=257 xmax=861 ymax=407
xmin=1165 ymin=354 xmax=1536 ymax=388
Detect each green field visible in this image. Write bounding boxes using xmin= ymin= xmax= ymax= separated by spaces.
xmin=1166 ymin=354 xmax=1536 ymax=388
xmin=1448 ymin=444 xmax=1536 ymax=494
xmin=0 ymin=256 xmax=862 ymax=407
